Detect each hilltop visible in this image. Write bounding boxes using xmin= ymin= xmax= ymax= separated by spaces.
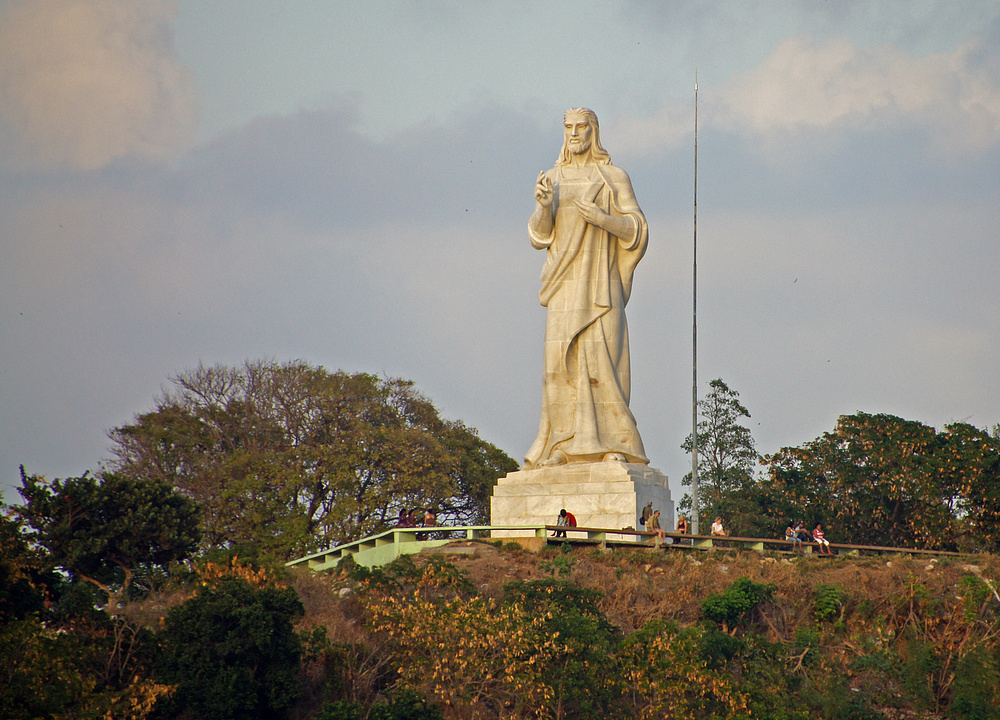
xmin=283 ymin=541 xmax=1000 ymax=720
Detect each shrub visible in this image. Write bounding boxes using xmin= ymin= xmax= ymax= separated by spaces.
xmin=948 ymin=644 xmax=1000 ymax=720
xmin=813 ymin=584 xmax=846 ymax=623
xmin=317 ymin=690 xmax=443 ymax=720
xmin=156 ymin=577 xmax=304 ymax=720
xmin=700 ymin=577 xmax=776 ymax=632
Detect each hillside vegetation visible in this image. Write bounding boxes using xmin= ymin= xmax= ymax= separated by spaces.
xmin=5 ymin=522 xmax=1000 ymax=719
xmin=284 ymin=542 xmax=1000 ymax=720
xmin=5 ymin=367 xmax=999 ymax=719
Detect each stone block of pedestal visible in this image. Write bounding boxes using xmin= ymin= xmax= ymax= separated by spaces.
xmin=490 ymin=462 xmax=672 ymax=536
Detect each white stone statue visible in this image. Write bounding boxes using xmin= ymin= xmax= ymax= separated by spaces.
xmin=524 ymin=108 xmax=648 ymax=469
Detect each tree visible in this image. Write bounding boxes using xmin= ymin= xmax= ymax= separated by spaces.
xmin=0 ymin=513 xmax=52 ymax=622
xmin=502 ymin=579 xmax=620 ymax=719
xmin=3 ymin=471 xmax=198 ymax=716
xmin=613 ymin=621 xmax=749 ymax=720
xmin=928 ymin=422 xmax=1000 ymax=552
xmin=108 ymin=360 xmax=517 ymax=558
xmin=763 ymin=413 xmax=1000 ymax=550
xmin=156 ymin=577 xmax=304 ymax=720
xmin=681 ymin=379 xmax=768 ymax=536
xmin=11 ymin=468 xmax=201 ymax=613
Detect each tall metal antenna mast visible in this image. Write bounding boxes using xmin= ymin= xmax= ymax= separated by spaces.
xmin=691 ymin=72 xmax=700 ymax=536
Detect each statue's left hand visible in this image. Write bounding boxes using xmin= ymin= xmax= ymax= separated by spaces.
xmin=575 ymin=199 xmax=634 ymax=240
xmin=574 ymin=199 xmax=611 ymax=229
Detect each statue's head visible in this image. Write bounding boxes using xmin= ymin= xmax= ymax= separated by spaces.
xmin=556 ymin=108 xmax=612 ymax=166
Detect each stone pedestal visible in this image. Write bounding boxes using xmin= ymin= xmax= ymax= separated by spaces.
xmin=490 ymin=462 xmax=672 ymax=536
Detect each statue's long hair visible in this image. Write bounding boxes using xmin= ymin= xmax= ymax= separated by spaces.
xmin=556 ymin=107 xmax=612 ymax=166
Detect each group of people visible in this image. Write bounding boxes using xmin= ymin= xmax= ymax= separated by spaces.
xmin=396 ymin=508 xmax=438 ymax=540
xmin=638 ymin=502 xmax=732 ymax=549
xmin=396 ymin=508 xmax=437 ymax=528
xmin=785 ymin=521 xmax=833 ymax=555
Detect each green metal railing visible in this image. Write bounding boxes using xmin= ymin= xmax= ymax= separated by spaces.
xmin=286 ymin=524 xmax=973 ymax=572
xmin=285 ymin=525 xmax=544 ymax=571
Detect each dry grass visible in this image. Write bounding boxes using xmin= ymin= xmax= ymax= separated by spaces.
xmin=126 ymin=544 xmax=1000 ymax=719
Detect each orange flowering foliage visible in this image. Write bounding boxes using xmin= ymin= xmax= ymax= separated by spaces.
xmin=613 ymin=625 xmax=749 ymax=719
xmin=101 ymin=680 xmax=174 ymax=720
xmin=365 ymin=590 xmax=564 ymax=719
xmin=198 ymin=556 xmax=283 ymax=588
xmin=937 ymin=422 xmax=1000 ymax=551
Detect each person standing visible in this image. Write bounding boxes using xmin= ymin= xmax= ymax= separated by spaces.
xmin=524 ymin=108 xmax=649 ymax=469
xmin=641 ymin=501 xmax=654 ymax=528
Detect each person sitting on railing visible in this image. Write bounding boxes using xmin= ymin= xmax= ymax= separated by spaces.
xmin=416 ymin=508 xmax=437 ymax=541
xmin=785 ymin=523 xmax=803 ymax=554
xmin=554 ymin=509 xmax=569 ymax=538
xmin=794 ymin=521 xmax=810 ymax=542
xmin=711 ymin=517 xmax=727 ymax=537
xmin=674 ymin=514 xmax=689 ymax=546
xmin=648 ymin=510 xmax=667 ymax=548
xmin=812 ymin=524 xmax=833 ymax=555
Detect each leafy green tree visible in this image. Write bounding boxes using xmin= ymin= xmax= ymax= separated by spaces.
xmin=317 ymin=690 xmax=444 ymax=720
xmin=763 ymin=413 xmax=1000 ymax=550
xmin=948 ymin=644 xmax=1000 ymax=720
xmin=681 ymin=379 xmax=771 ymax=536
xmin=937 ymin=422 xmax=1000 ymax=553
xmin=503 ymin=579 xmax=619 ymax=719
xmin=11 ymin=468 xmax=201 ymax=613
xmin=0 ymin=513 xmax=52 ymax=622
xmin=612 ymin=620 xmax=750 ymax=719
xmin=156 ymin=576 xmax=304 ymax=720
xmin=2 ymin=474 xmax=190 ymax=718
xmin=108 ymin=361 xmax=517 ymax=558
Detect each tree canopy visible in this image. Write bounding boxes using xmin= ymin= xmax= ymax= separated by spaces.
xmin=11 ymin=468 xmax=201 ymax=612
xmin=763 ymin=412 xmax=1000 ymax=551
xmin=156 ymin=577 xmax=304 ymax=720
xmin=108 ymin=360 xmax=517 ymax=559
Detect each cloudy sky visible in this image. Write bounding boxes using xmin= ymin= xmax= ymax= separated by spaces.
xmin=2 ymin=0 xmax=999 ymax=509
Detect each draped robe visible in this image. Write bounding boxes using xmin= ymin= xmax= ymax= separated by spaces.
xmin=524 ymin=162 xmax=649 ymax=469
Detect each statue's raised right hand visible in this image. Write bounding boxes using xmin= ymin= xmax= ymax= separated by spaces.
xmin=534 ymin=172 xmax=554 ymax=207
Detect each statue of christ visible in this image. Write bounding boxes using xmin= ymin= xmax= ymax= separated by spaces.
xmin=524 ymin=108 xmax=648 ymax=469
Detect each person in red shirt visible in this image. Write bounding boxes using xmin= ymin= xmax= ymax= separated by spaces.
xmin=812 ymin=524 xmax=832 ymax=555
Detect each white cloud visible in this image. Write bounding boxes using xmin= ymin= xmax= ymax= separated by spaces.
xmin=0 ymin=0 xmax=198 ymax=171
xmin=611 ymin=102 xmax=693 ymax=157
xmin=715 ymin=34 xmax=1000 ymax=157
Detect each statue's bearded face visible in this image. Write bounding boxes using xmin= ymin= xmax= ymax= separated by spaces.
xmin=564 ymin=113 xmax=593 ymax=155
